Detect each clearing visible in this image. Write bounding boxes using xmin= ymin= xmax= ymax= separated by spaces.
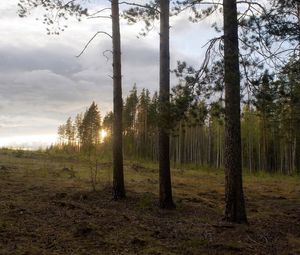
xmin=0 ymin=150 xmax=299 ymax=255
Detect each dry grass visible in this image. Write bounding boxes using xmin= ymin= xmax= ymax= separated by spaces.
xmin=0 ymin=150 xmax=299 ymax=255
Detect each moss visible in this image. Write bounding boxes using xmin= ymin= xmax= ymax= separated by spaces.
xmin=137 ymin=192 xmax=155 ymax=210
xmin=184 ymin=238 xmax=209 ymax=248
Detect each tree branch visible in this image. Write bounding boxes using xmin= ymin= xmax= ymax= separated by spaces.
xmin=76 ymin=31 xmax=112 ymax=58
xmin=87 ymin=15 xmax=111 ymax=19
xmin=119 ymin=1 xmax=160 ymax=13
xmin=88 ymin=7 xmax=111 ymax=17
xmin=103 ymin=49 xmax=113 ymax=62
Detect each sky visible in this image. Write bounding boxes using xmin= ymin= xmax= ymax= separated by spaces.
xmin=0 ymin=0 xmax=220 ymax=149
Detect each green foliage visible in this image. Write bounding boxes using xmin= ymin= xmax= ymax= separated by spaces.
xmin=81 ymin=102 xmax=101 ymax=152
xmin=18 ymin=0 xmax=88 ymax=35
xmin=137 ymin=192 xmax=154 ymax=210
xmin=56 ymin=102 xmax=101 ymax=155
xmin=264 ymin=0 xmax=299 ymax=42
xmin=51 ymin=59 xmax=300 ymax=175
xmin=122 ymin=0 xmax=159 ymax=37
xmin=123 ymin=85 xmax=138 ymax=132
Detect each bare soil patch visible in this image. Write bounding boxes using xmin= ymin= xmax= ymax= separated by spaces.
xmin=0 ymin=151 xmax=299 ymax=254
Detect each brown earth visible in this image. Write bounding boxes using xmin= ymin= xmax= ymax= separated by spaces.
xmin=0 ymin=150 xmax=299 ymax=255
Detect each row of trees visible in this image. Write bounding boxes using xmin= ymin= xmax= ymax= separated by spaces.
xmin=58 ymin=58 xmax=300 ymax=176
xmin=19 ymin=0 xmax=299 ymax=223
xmin=62 ymin=59 xmax=299 ymax=170
xmin=119 ymin=61 xmax=298 ymax=175
xmin=57 ymin=102 xmax=101 ymax=152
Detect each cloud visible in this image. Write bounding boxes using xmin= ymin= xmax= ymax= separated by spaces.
xmin=0 ymin=44 xmax=81 ymax=75
xmin=0 ymin=0 xmax=218 ymax=148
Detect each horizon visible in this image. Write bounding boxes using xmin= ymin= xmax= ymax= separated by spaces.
xmin=0 ymin=1 xmax=218 ymax=148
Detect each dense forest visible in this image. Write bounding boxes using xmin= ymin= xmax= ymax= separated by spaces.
xmin=56 ymin=59 xmax=300 ymax=175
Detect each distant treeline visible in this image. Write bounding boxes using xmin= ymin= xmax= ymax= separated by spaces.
xmin=52 ymin=59 xmax=300 ymax=175
xmin=55 ymin=101 xmax=101 ymax=154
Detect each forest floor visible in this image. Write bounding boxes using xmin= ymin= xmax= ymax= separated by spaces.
xmin=0 ymin=149 xmax=299 ymax=255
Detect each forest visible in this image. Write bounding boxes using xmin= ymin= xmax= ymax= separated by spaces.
xmin=0 ymin=0 xmax=299 ymax=254
xmin=57 ymin=67 xmax=300 ymax=175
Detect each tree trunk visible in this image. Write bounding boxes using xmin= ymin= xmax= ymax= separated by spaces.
xmin=294 ymin=2 xmax=300 ymax=173
xmin=223 ymin=0 xmax=247 ymax=223
xmin=159 ymin=0 xmax=175 ymax=209
xmin=112 ymin=0 xmax=125 ymax=199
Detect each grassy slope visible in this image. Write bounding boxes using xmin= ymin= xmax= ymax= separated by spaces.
xmin=0 ymin=150 xmax=299 ymax=255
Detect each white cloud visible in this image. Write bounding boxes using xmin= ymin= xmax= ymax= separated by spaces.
xmin=0 ymin=0 xmax=217 ymax=148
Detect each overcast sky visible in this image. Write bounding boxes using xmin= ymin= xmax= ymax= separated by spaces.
xmin=0 ymin=0 xmax=220 ymax=148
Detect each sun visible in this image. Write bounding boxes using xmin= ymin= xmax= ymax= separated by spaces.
xmin=100 ymin=129 xmax=108 ymax=143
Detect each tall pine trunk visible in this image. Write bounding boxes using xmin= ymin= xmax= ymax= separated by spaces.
xmin=223 ymin=0 xmax=247 ymax=223
xmin=159 ymin=0 xmax=175 ymax=209
xmin=112 ymin=0 xmax=125 ymax=199
xmin=294 ymin=1 xmax=300 ymax=173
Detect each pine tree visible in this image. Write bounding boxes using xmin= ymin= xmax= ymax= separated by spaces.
xmin=123 ymin=0 xmax=175 ymax=207
xmin=148 ymin=92 xmax=159 ymax=161
xmin=159 ymin=0 xmax=175 ymax=209
xmin=75 ymin=113 xmax=83 ymax=150
xmin=65 ymin=117 xmax=75 ymax=148
xmin=112 ymin=0 xmax=125 ymax=199
xmin=278 ymin=59 xmax=300 ymax=172
xmin=81 ymin=102 xmax=101 ymax=153
xmin=123 ymin=85 xmax=139 ymax=157
xmin=253 ymin=71 xmax=279 ymax=172
xmin=19 ymin=0 xmax=126 ymax=200
xmin=136 ymin=89 xmax=151 ymax=158
xmin=223 ymin=0 xmax=247 ymax=223
xmin=57 ymin=124 xmax=66 ymax=147
xmin=123 ymin=85 xmax=138 ymax=133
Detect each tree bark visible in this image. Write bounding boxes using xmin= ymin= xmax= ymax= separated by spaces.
xmin=223 ymin=0 xmax=247 ymax=223
xmin=159 ymin=0 xmax=175 ymax=209
xmin=295 ymin=1 xmax=300 ymax=173
xmin=112 ymin=0 xmax=125 ymax=199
